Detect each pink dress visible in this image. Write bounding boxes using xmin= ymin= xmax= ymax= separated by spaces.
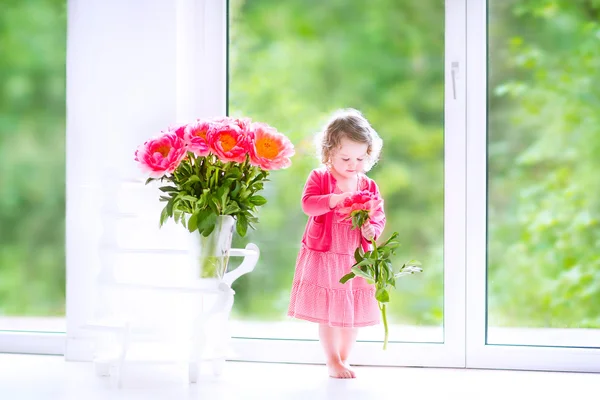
xmin=287 ymin=172 xmax=381 ymax=328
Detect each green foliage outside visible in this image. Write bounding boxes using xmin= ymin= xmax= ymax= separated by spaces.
xmin=0 ymin=0 xmax=66 ymax=316
xmin=486 ymin=0 xmax=600 ymax=328
xmin=228 ymin=0 xmax=600 ymax=329
xmin=1 ymin=0 xmax=598 ymax=331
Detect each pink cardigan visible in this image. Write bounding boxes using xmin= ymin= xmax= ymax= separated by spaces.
xmin=300 ymin=168 xmax=386 ymax=253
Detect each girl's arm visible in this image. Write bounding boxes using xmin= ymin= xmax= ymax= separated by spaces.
xmin=301 ymin=170 xmax=334 ymax=216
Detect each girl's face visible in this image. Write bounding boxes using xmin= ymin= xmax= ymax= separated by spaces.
xmin=330 ymin=137 xmax=369 ymax=179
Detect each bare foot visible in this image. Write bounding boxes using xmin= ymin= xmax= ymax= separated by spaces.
xmin=327 ymin=360 xmax=354 ymax=379
xmin=342 ymin=361 xmax=357 ymax=378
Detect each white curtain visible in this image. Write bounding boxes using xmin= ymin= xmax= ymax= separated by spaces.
xmin=65 ymin=0 xmax=226 ymax=361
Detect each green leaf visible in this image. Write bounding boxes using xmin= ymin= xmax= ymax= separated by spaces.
xmin=208 ymin=196 xmax=220 ymax=214
xmin=180 ymin=160 xmax=193 ymax=175
xmin=249 ymin=195 xmax=267 ymax=206
xmin=216 ymin=185 xmax=230 ymax=208
xmin=187 ymin=212 xmax=198 ymax=232
xmin=145 ymin=177 xmax=155 ymax=185
xmin=174 ymin=210 xmax=182 ymax=224
xmin=239 ymin=188 xmax=251 ymax=200
xmin=199 ymin=188 xmax=212 ymax=206
xmin=375 ymin=287 xmax=390 ymax=303
xmin=394 ymin=265 xmax=423 ymax=279
xmin=186 ymin=175 xmax=201 ymax=184
xmin=371 ymin=241 xmax=379 ymax=258
xmin=236 ymin=213 xmax=248 ymax=237
xmin=339 ymin=272 xmax=356 ymax=284
xmin=223 ymin=202 xmax=241 ymax=215
xmin=351 ymin=266 xmax=374 ymax=282
xmin=166 ymin=197 xmax=175 ymax=217
xmin=384 ymin=241 xmax=401 ymax=250
xmin=376 ymin=261 xmax=388 ymax=283
xmin=354 ymin=258 xmax=374 ymax=268
xmin=198 ymin=213 xmax=217 ymax=236
xmin=226 ymin=170 xmax=242 ymax=180
xmin=351 ymin=213 xmax=361 ymax=230
xmin=381 ymin=232 xmax=400 ymax=247
xmin=159 ymin=206 xmax=169 ymax=227
xmin=159 ymin=186 xmax=179 ymax=193
xmin=180 ymin=195 xmax=198 ymax=203
xmin=202 ymin=221 xmax=216 ymax=237
xmin=354 ymin=246 xmax=364 ymax=263
xmin=384 ymin=259 xmax=393 ymax=276
xmin=231 ymin=181 xmax=242 ymax=197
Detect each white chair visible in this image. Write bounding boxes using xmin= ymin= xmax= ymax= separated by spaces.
xmin=81 ymin=244 xmax=259 ymax=387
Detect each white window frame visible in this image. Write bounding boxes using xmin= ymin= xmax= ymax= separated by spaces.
xmin=465 ymin=0 xmax=600 ymax=372
xmin=0 ymin=332 xmax=64 ymax=356
xmin=209 ymin=0 xmax=467 ymax=368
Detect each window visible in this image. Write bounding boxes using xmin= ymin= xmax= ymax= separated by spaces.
xmin=487 ymin=0 xmax=600 ymax=347
xmin=0 ymin=0 xmax=66 ymax=354
xmin=466 ymin=0 xmax=600 ymax=371
xmin=60 ymin=0 xmax=599 ymax=372
xmin=228 ymin=0 xmax=447 ymax=344
xmin=226 ymin=0 xmax=466 ymax=366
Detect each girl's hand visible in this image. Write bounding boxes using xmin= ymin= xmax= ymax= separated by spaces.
xmin=361 ymin=223 xmax=375 ymax=241
xmin=329 ymin=192 xmax=353 ymax=209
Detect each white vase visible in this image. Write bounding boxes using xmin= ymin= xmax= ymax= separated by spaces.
xmin=188 ymin=215 xmax=235 ymax=281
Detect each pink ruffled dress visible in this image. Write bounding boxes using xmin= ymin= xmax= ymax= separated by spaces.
xmin=287 ymin=174 xmax=381 ymax=328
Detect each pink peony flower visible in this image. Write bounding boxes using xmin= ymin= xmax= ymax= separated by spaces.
xmin=169 ymin=124 xmax=187 ymax=140
xmin=183 ymin=119 xmax=212 ymax=157
xmin=134 ymin=133 xmax=187 ymax=178
xmin=206 ymin=122 xmax=250 ymax=163
xmin=249 ymin=122 xmax=295 ymax=170
xmin=336 ymin=190 xmax=384 ymax=222
xmin=212 ymin=116 xmax=252 ymax=132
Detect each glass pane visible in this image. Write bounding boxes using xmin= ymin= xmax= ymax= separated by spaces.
xmin=487 ymin=0 xmax=600 ymax=347
xmin=0 ymin=1 xmax=66 ymax=333
xmin=228 ymin=0 xmax=445 ymax=344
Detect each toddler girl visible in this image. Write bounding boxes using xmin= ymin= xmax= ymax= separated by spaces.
xmin=287 ymin=108 xmax=385 ymax=379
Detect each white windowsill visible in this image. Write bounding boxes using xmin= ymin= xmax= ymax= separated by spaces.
xmin=1 ymin=317 xmax=598 ymax=349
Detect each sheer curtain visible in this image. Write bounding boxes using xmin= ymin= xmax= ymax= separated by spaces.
xmin=65 ymin=0 xmax=225 ymax=361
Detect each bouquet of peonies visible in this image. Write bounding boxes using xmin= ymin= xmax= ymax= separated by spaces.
xmin=134 ymin=116 xmax=295 ymax=237
xmin=337 ymin=190 xmax=422 ymax=350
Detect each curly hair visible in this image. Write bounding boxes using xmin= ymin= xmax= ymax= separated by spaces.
xmin=315 ymin=108 xmax=383 ymax=172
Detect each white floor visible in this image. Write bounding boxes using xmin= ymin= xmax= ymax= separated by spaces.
xmin=0 ymin=354 xmax=597 ymax=400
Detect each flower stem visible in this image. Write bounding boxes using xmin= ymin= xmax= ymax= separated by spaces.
xmin=381 ymin=302 xmax=389 ymax=350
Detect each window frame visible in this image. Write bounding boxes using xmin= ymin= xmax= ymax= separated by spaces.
xmin=223 ymin=0 xmax=467 ymax=368
xmin=464 ymin=0 xmax=600 ymax=373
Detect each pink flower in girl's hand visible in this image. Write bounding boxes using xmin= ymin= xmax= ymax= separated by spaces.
xmin=249 ymin=122 xmax=295 ymax=170
xmin=134 ymin=133 xmax=187 ymax=178
xmin=336 ymin=190 xmax=384 ymax=228
xmin=183 ymin=119 xmax=212 ymax=157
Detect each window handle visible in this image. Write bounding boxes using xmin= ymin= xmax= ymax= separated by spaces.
xmin=451 ymin=61 xmax=459 ymax=100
